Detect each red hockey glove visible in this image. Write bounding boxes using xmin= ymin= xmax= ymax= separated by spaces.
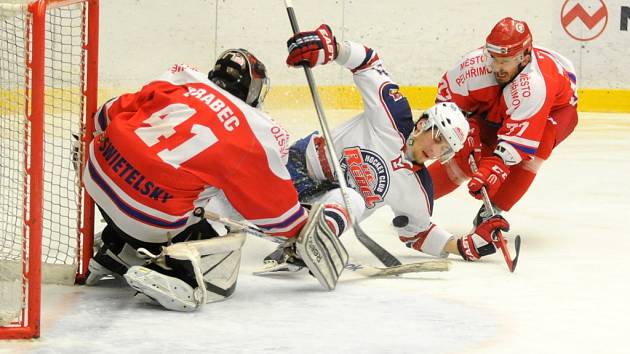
xmin=464 ymin=118 xmax=482 ymax=163
xmin=467 ymin=155 xmax=509 ymax=199
xmin=457 ymin=215 xmax=509 ymax=261
xmin=286 ymin=24 xmax=337 ymax=68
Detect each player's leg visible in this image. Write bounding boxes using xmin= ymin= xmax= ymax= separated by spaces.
xmin=258 ymin=188 xmax=360 ymax=275
xmin=84 ymin=222 xmax=149 ymax=285
xmin=491 ymin=106 xmax=577 ymax=212
xmin=86 ymin=209 xmax=220 ymax=285
xmin=287 ymin=132 xmax=337 ymax=200
xmin=124 ymin=232 xmax=246 ymax=312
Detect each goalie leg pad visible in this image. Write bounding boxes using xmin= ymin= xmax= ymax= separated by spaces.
xmin=295 ymin=203 xmax=349 ymax=290
xmin=124 ymin=232 xmax=246 ymax=311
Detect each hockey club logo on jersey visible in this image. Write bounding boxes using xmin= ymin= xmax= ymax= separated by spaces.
xmin=340 ymin=147 xmax=390 ymax=209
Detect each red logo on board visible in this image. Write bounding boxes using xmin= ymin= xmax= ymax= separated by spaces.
xmin=561 ymin=0 xmax=608 ymax=41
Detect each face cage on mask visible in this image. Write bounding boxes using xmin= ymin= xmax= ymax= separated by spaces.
xmin=248 ymin=76 xmax=270 ymax=108
xmin=409 ymin=119 xmax=455 ymax=163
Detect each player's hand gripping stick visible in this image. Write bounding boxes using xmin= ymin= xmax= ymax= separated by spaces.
xmin=468 ymin=155 xmax=521 ymax=272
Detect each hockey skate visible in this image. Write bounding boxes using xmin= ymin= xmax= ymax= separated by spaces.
xmin=84 ymin=257 xmax=117 ymax=285
xmin=253 ymin=246 xmax=306 ymax=276
xmin=124 ymin=265 xmax=204 ymax=312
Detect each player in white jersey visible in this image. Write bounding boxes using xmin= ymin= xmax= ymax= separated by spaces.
xmin=83 ymin=49 xmax=350 ymax=311
xmin=262 ymin=24 xmax=510 ymax=272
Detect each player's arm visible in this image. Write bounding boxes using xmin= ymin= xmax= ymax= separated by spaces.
xmin=93 ymin=77 xmax=173 ymax=133
xmin=285 ymin=24 xmax=412 ymax=135
xmin=392 ymin=186 xmax=509 ymax=261
xmin=443 ymin=216 xmax=510 ymax=261
xmin=392 ymin=192 xmax=453 ymax=258
xmin=468 ymin=78 xmax=551 ymax=199
xmin=393 ymin=209 xmax=510 ymax=261
xmin=221 ymin=172 xmax=309 ymax=239
xmin=335 ymin=40 xmax=416 ymax=139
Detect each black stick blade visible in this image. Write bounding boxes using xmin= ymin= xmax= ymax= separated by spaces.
xmin=510 ymin=235 xmax=522 ymax=272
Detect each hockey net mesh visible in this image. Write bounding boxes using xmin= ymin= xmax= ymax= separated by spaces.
xmin=0 ymin=0 xmax=87 ymax=326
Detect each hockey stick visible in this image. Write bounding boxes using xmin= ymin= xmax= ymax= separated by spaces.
xmin=468 ymin=155 xmax=521 ymax=272
xmin=284 ymin=0 xmax=401 ymax=267
xmin=193 ymin=208 xmax=450 ymax=276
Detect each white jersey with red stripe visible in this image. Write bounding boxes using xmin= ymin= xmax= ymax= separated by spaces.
xmin=304 ymin=41 xmax=453 ymax=257
xmin=437 ymin=46 xmax=577 ymax=159
xmin=83 ymin=64 xmax=307 ymax=243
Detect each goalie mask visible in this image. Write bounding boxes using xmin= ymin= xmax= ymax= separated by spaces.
xmin=209 ymin=49 xmax=270 ymax=108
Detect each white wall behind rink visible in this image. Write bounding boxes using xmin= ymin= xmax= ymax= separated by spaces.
xmin=98 ymin=0 xmax=628 ymax=91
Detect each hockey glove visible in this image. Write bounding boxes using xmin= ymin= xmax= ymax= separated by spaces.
xmin=286 ymin=24 xmax=337 ymax=68
xmin=467 ymin=155 xmax=509 ymax=199
xmin=464 ymin=118 xmax=482 ymax=163
xmin=457 ymin=215 xmax=509 ymax=261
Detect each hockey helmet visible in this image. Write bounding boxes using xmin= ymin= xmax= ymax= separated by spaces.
xmin=209 ymin=49 xmax=269 ymax=108
xmin=485 ymin=17 xmax=532 ymax=59
xmin=419 ymin=102 xmax=469 ymax=163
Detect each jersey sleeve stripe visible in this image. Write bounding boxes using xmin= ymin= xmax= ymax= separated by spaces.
xmin=378 ymin=82 xmax=409 ymax=145
xmin=254 ymin=206 xmax=308 ymax=235
xmin=95 ymin=97 xmax=115 ymax=133
xmin=497 ymin=135 xmax=539 ymax=154
xmin=351 ymin=49 xmax=379 ymax=73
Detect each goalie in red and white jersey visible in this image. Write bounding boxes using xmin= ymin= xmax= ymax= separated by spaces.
xmin=260 ymin=24 xmax=511 ymax=273
xmin=428 ymin=17 xmax=579 ymax=227
xmin=82 ymin=49 xmax=350 ymax=311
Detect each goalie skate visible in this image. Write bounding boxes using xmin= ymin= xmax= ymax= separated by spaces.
xmin=253 ymin=247 xmax=305 ymax=275
xmin=124 ymin=266 xmax=204 ymax=312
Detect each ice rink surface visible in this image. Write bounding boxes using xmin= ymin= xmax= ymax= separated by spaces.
xmin=1 ymin=111 xmax=628 ymax=354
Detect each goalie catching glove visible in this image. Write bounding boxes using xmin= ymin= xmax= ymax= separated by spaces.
xmin=286 ymin=24 xmax=338 ymax=68
xmin=457 ymin=215 xmax=510 ymax=261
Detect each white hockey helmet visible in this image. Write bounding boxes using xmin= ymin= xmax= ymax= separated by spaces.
xmin=420 ymin=102 xmax=469 ymax=163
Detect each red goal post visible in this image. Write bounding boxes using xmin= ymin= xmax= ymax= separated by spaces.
xmin=0 ymin=0 xmax=98 ymax=339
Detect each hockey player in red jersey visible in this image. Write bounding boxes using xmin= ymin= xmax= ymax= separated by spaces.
xmin=83 ymin=49 xmax=350 ymax=311
xmin=428 ymin=17 xmax=578 ymax=227
xmin=259 ymin=24 xmax=510 ymax=273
